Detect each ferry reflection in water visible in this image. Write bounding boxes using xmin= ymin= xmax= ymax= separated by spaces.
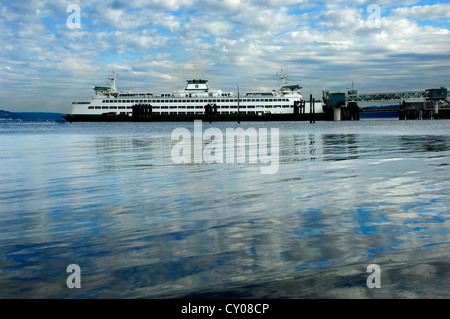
xmin=0 ymin=120 xmax=449 ymax=298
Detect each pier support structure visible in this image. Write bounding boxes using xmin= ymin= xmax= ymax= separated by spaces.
xmin=426 ymin=88 xmax=448 ymax=119
xmin=333 ymin=106 xmax=341 ymax=121
xmin=434 ymin=101 xmax=439 ymax=116
xmin=322 ymin=92 xmax=347 ymax=121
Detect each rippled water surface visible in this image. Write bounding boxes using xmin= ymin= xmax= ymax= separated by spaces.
xmin=0 ymin=120 xmax=449 ymax=298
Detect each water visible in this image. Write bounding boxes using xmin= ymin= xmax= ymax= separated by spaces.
xmin=0 ymin=120 xmax=449 ymax=299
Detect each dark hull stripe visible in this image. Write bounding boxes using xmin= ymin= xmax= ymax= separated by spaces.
xmin=64 ymin=113 xmax=332 ymax=122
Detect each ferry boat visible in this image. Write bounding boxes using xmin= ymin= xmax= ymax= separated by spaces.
xmin=64 ymin=71 xmax=329 ymax=122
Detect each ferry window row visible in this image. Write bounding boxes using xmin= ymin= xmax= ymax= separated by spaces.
xmin=89 ymin=105 xmax=292 ymax=110
xmin=118 ymin=94 xmax=152 ymax=98
xmin=131 ymin=111 xmax=261 ymax=115
xmin=101 ymin=98 xmax=290 ymax=103
xmin=90 ymin=106 xmax=132 ymax=109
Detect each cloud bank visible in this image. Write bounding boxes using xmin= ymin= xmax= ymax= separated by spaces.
xmin=0 ymin=0 xmax=449 ymax=112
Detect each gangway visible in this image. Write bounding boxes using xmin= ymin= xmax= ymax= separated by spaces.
xmin=347 ymin=91 xmax=427 ymax=102
xmin=346 ymin=88 xmax=449 ymax=103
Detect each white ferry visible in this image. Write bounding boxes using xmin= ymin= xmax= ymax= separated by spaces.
xmin=64 ymin=71 xmax=327 ymax=122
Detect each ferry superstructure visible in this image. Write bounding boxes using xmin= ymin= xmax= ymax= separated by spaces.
xmin=64 ymin=71 xmax=327 ymax=122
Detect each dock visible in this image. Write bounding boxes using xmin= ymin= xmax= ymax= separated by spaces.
xmin=323 ymin=87 xmax=449 ymax=120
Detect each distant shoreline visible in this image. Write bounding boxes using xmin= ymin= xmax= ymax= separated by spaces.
xmin=0 ymin=109 xmax=66 ymax=121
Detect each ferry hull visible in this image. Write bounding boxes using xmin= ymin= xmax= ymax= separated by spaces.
xmin=64 ymin=112 xmax=333 ymax=123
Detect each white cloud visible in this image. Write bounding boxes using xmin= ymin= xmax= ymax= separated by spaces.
xmin=392 ymin=3 xmax=450 ymax=19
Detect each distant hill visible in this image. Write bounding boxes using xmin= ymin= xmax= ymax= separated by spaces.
xmin=0 ymin=109 xmax=23 ymax=121
xmin=0 ymin=109 xmax=66 ymax=121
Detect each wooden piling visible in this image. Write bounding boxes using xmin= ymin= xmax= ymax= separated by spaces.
xmin=310 ymin=94 xmax=315 ymax=123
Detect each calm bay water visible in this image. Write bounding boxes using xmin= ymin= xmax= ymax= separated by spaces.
xmin=0 ymin=119 xmax=449 ymax=298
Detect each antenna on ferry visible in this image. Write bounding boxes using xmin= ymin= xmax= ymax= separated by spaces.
xmin=108 ymin=70 xmax=118 ymax=92
xmin=277 ymin=68 xmax=288 ymax=88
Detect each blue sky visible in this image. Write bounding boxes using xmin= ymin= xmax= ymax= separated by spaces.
xmin=0 ymin=0 xmax=449 ymax=113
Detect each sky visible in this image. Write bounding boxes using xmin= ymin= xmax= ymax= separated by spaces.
xmin=0 ymin=0 xmax=449 ymax=113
